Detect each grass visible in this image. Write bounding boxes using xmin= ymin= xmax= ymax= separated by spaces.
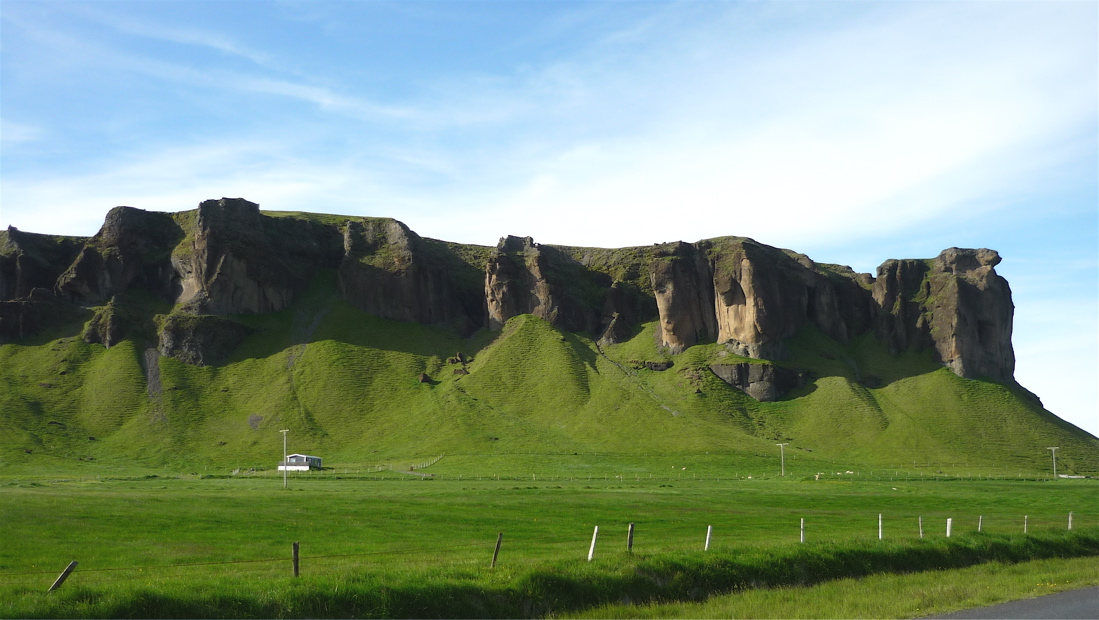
xmin=0 ymin=475 xmax=1095 ymax=618
xmin=4 ymin=210 xmax=1098 ymax=618
xmin=2 ymin=283 xmax=1097 ymax=475
xmin=570 ymin=554 xmax=1099 ymax=619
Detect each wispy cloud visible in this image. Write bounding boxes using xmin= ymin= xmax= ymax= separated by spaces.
xmin=0 ymin=119 xmax=46 ymax=145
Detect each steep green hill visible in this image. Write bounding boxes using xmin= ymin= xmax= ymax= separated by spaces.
xmin=1 ymin=268 xmax=1095 ymax=477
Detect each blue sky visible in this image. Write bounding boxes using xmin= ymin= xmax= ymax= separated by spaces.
xmin=2 ymin=1 xmax=1096 ymax=436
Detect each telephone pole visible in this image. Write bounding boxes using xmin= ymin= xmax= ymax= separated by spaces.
xmin=280 ymin=429 xmax=290 ymax=489
xmin=777 ymin=443 xmax=789 ymax=477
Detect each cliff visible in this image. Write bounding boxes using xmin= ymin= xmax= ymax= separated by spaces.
xmin=0 ymin=198 xmax=1016 ymax=390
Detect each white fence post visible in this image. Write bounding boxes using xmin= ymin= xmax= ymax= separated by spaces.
xmin=1068 ymin=512 xmax=1073 ymax=530
xmin=705 ymin=525 xmax=712 ymax=551
xmin=978 ymin=516 xmax=983 ymax=532
xmin=946 ymin=518 xmax=953 ymax=538
xmin=1024 ymin=515 xmax=1028 ymax=534
xmin=588 ymin=526 xmax=599 ymax=561
xmin=800 ymin=518 xmax=805 ymax=543
xmin=878 ymin=513 xmax=882 ymax=540
xmin=919 ymin=516 xmax=923 ymax=539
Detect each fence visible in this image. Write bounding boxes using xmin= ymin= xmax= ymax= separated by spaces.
xmin=8 ymin=510 xmax=1087 ymax=592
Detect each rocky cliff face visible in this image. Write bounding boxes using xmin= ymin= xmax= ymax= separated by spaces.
xmin=338 ymin=218 xmax=482 ymax=334
xmin=649 ymin=242 xmax=716 ymax=353
xmin=484 ymin=236 xmax=596 ymax=333
xmin=710 ymin=362 xmax=807 ymax=402
xmin=173 ymin=198 xmax=341 ymax=315
xmin=0 ymin=227 xmax=86 ymax=301
xmin=925 ymin=248 xmax=1014 ymax=381
xmin=0 ymin=198 xmax=1018 ymax=385
xmin=56 ymin=207 xmax=182 ymax=305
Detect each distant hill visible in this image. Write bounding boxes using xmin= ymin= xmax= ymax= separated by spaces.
xmin=1 ymin=198 xmax=1095 ymax=474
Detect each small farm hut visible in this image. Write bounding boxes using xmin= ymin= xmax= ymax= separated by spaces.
xmin=279 ymin=454 xmax=322 ymax=471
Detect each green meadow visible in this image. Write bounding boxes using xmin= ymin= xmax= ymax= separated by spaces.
xmin=1 ymin=473 xmax=1096 ymax=618
xmin=2 ymin=270 xmax=1098 ymax=617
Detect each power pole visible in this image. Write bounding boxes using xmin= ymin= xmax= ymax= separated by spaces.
xmin=777 ymin=443 xmax=788 ymax=477
xmin=1047 ymin=447 xmax=1059 ymax=479
xmin=280 ymin=429 xmax=290 ymax=489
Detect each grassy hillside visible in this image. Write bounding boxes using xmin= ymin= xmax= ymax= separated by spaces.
xmin=0 ymin=270 xmax=1096 ymax=477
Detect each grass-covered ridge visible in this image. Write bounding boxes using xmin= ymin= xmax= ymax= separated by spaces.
xmin=1 ymin=259 xmax=1097 ymax=476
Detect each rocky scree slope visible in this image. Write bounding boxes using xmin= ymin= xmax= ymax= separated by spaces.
xmin=1 ymin=198 xmax=1015 ymax=400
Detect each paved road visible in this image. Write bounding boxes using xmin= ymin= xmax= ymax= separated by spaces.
xmin=931 ymin=585 xmax=1098 ymax=619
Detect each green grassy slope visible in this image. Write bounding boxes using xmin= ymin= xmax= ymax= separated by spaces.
xmin=1 ymin=272 xmax=1096 ymax=477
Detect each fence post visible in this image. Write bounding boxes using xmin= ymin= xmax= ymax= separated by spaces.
xmin=800 ymin=518 xmax=805 ymax=543
xmin=1024 ymin=515 xmax=1028 ymax=534
xmin=978 ymin=516 xmax=983 ymax=532
xmin=705 ymin=525 xmax=712 ymax=551
xmin=918 ymin=516 xmax=923 ymax=539
xmin=293 ymin=542 xmax=300 ymax=577
xmin=946 ymin=518 xmax=952 ymax=538
xmin=48 ymin=561 xmax=78 ymax=593
xmin=588 ymin=526 xmax=599 ymax=561
xmin=1068 ymin=512 xmax=1073 ymax=530
xmin=491 ymin=532 xmax=503 ymax=568
xmin=627 ymin=523 xmax=635 ymax=554
xmin=878 ymin=513 xmax=882 ymax=540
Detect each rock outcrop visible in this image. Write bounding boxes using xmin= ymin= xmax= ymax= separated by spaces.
xmin=173 ymin=198 xmax=336 ymax=315
xmin=339 ymin=219 xmax=482 ymax=333
xmin=649 ymin=242 xmax=715 ymax=353
xmin=157 ymin=313 xmax=250 ymax=366
xmin=484 ymin=236 xmax=595 ymax=333
xmin=710 ymin=362 xmax=807 ymax=402
xmin=0 ymin=227 xmax=86 ymax=301
xmin=56 ymin=207 xmax=182 ymax=305
xmin=871 ymin=248 xmax=1014 ymax=381
xmin=927 ymin=249 xmax=1014 ymax=380
xmin=0 ymin=198 xmax=1019 ymax=384
xmin=597 ymin=281 xmax=639 ymax=345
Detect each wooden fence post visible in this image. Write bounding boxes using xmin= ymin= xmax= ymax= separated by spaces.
xmin=48 ymin=561 xmax=77 ymax=593
xmin=978 ymin=516 xmax=983 ymax=532
xmin=1024 ymin=515 xmax=1028 ymax=534
xmin=878 ymin=513 xmax=882 ymax=540
xmin=800 ymin=518 xmax=805 ymax=543
xmin=1068 ymin=512 xmax=1073 ymax=530
xmin=705 ymin=525 xmax=712 ymax=551
xmin=946 ymin=518 xmax=952 ymax=538
xmin=293 ymin=542 xmax=300 ymax=577
xmin=627 ymin=523 xmax=635 ymax=554
xmin=919 ymin=516 xmax=923 ymax=539
xmin=491 ymin=532 xmax=503 ymax=568
xmin=588 ymin=526 xmax=599 ymax=561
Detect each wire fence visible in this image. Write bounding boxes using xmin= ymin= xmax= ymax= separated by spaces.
xmin=3 ymin=510 xmax=1089 ymax=591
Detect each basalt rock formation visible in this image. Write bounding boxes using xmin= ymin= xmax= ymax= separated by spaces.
xmin=872 ymin=248 xmax=1014 ymax=381
xmin=338 ymin=219 xmax=483 ymax=334
xmin=0 ymin=198 xmax=1017 ymax=390
xmin=710 ymin=362 xmax=808 ymax=403
xmin=484 ymin=236 xmax=597 ymax=334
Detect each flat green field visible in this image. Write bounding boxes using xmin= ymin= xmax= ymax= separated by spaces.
xmin=2 ymin=471 xmax=1095 ymax=618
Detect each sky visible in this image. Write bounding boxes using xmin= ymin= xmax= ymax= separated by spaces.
xmin=1 ymin=0 xmax=1096 ymax=436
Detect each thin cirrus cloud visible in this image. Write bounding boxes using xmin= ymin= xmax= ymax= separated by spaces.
xmin=400 ymin=6 xmax=1090 ymax=251
xmin=2 ymin=1 xmax=1091 ymax=248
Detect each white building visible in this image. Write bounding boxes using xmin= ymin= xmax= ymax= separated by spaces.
xmin=278 ymin=454 xmax=322 ymax=471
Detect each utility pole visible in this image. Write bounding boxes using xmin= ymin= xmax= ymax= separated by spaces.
xmin=280 ymin=429 xmax=290 ymax=489
xmin=1047 ymin=447 xmax=1059 ymax=479
xmin=777 ymin=443 xmax=788 ymax=477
